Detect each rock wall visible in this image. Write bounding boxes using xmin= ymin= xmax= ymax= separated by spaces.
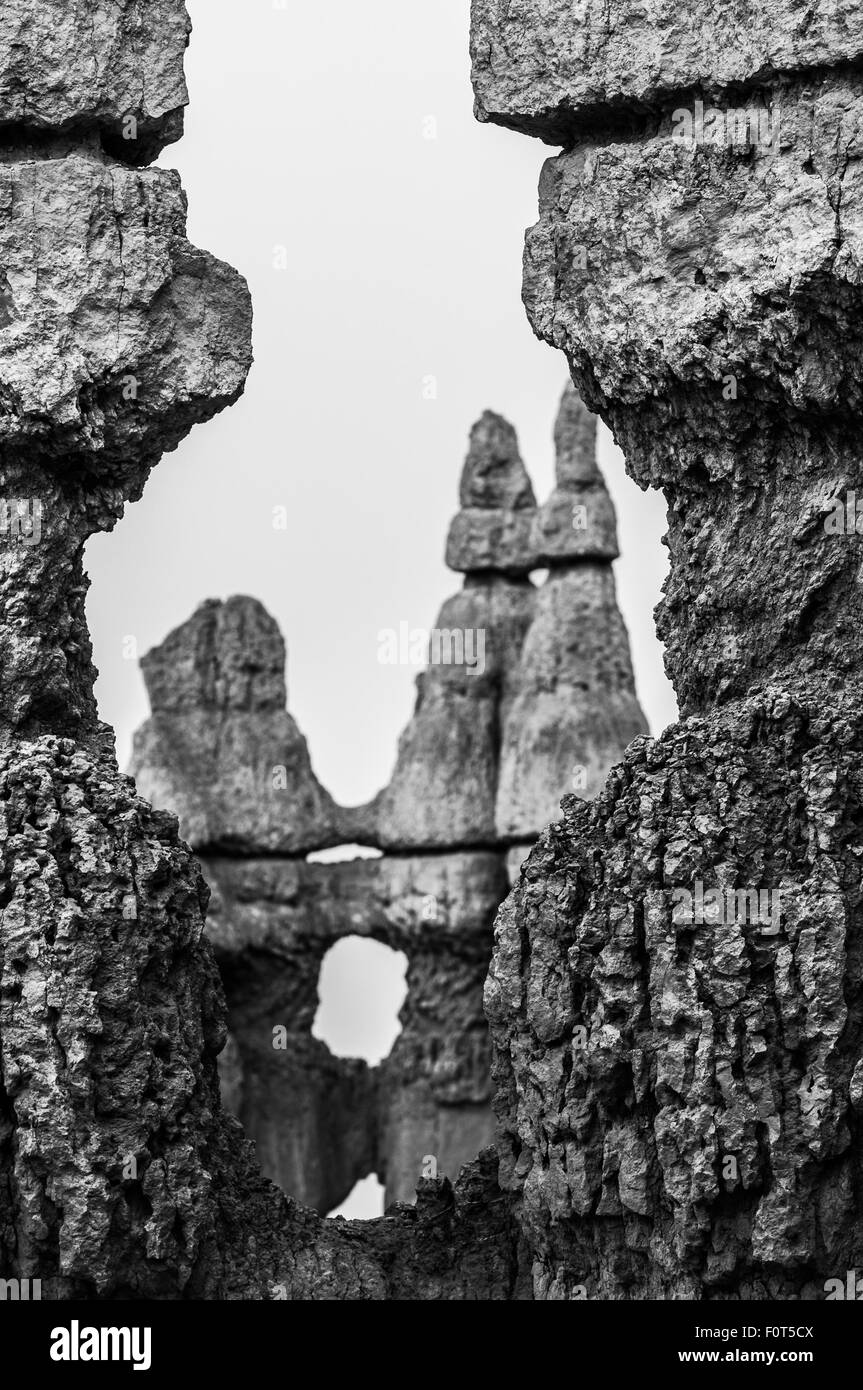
xmin=130 ymin=393 xmax=646 ymax=1214
xmin=471 ymin=0 xmax=863 ymax=1299
xmin=0 ymin=0 xmax=525 ymax=1302
xmin=0 ymin=0 xmax=252 ymax=1299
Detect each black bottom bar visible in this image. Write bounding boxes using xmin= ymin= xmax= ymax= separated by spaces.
xmin=0 ymin=1296 xmax=856 ymax=1379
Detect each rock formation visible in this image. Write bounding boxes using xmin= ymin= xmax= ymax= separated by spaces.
xmin=360 ymin=409 xmax=538 ymax=849
xmin=472 ymin=0 xmax=863 ymax=1299
xmin=0 ymin=0 xmax=260 ymax=1299
xmin=445 ymin=409 xmax=537 ymax=575
xmin=130 ymin=396 xmax=645 ymax=1217
xmin=205 ymin=851 xmax=506 ymax=1212
xmin=0 ymin=2 xmax=191 ymax=159
xmin=132 ymin=596 xmax=342 ymax=853
xmin=8 ymin=0 xmax=837 ymax=1304
xmin=0 ymin=0 xmax=516 ymax=1302
xmin=496 ymin=384 xmax=647 ymax=841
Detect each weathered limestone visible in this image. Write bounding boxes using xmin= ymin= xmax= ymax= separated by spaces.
xmin=132 ymin=597 xmax=342 ymax=854
xmin=0 ymin=3 xmax=258 ymax=1293
xmin=496 ymin=386 xmax=648 ymax=837
xmin=0 ymin=150 xmax=250 ymax=733
xmin=365 ymin=400 xmax=644 ymax=848
xmin=530 ymin=385 xmax=618 ymax=566
xmin=129 ymin=397 xmax=645 ymax=1218
xmin=2 ymin=0 xmax=806 ymax=1302
xmin=0 ymin=1 xmax=191 ymax=158
xmin=472 ymin=0 xmax=863 ymax=1299
xmin=358 ymin=411 xmax=537 ymax=849
xmin=495 ymin=565 xmax=648 ymax=837
xmin=0 ymin=0 xmax=522 ymax=1302
xmin=445 ymin=410 xmax=537 ymax=574
xmin=471 ymin=0 xmax=863 ymax=141
xmin=206 ymin=852 xmax=506 ymax=1212
xmin=362 ymin=578 xmax=536 ymax=849
xmin=132 ymin=593 xmax=510 ymax=1212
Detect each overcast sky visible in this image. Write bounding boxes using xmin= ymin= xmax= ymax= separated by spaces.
xmin=84 ymin=0 xmax=677 ymax=1219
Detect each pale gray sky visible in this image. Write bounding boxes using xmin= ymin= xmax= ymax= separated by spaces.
xmin=86 ymin=0 xmax=677 ymax=805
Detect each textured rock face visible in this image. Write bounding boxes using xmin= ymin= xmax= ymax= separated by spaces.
xmin=130 ymin=397 xmax=645 ymax=1219
xmin=445 ymin=410 xmax=537 ymax=574
xmin=0 ymin=0 xmax=254 ymax=1298
xmin=530 ymin=386 xmax=618 ymax=565
xmin=496 ymin=386 xmax=647 ymax=837
xmin=365 ymin=578 xmax=536 ymax=849
xmin=0 ymin=1 xmax=191 ymax=157
xmin=471 ymin=0 xmax=863 ymax=141
xmin=0 ymin=736 xmax=220 ymax=1295
xmin=207 ymin=852 xmax=506 ymax=1211
xmin=0 ymin=0 xmax=525 ymax=1303
xmin=131 ymin=595 xmax=511 ymax=1215
xmin=132 ymin=598 xmax=342 ymax=853
xmin=495 ymin=565 xmax=648 ymax=837
xmin=0 ymin=151 xmax=250 ymax=734
xmin=472 ymin=0 xmax=863 ymax=1299
xmin=0 ymin=157 xmax=246 ymax=460
xmin=368 ymin=412 xmax=537 ymax=849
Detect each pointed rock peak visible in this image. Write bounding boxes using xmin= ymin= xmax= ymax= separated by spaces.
xmin=446 ymin=411 xmax=538 ymax=575
xmin=141 ymin=595 xmax=287 ymax=714
xmin=531 ymin=386 xmax=618 ymax=564
xmin=460 ymin=411 xmax=536 ymax=511
xmin=555 ymin=382 xmax=600 ymax=487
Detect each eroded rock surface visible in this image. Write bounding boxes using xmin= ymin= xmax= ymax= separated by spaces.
xmin=471 ymin=0 xmax=863 ymax=141
xmin=0 ymin=0 xmax=520 ymax=1302
xmin=360 ymin=411 xmax=537 ymax=849
xmin=496 ymin=386 xmax=647 ymax=837
xmin=207 ymin=852 xmax=506 ymax=1211
xmin=472 ymin=0 xmax=863 ymax=1300
xmin=445 ymin=409 xmax=537 ymax=575
xmin=132 ymin=598 xmax=342 ymax=854
xmin=0 ymin=1 xmax=191 ymax=157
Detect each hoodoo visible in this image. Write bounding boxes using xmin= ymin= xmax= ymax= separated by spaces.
xmin=130 ymin=396 xmax=645 ymax=1219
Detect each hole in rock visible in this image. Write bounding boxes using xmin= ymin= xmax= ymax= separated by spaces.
xmin=306 ymin=844 xmax=383 ymax=864
xmin=328 ymin=1173 xmax=386 ymax=1221
xmin=312 ymin=936 xmax=408 ymax=1065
